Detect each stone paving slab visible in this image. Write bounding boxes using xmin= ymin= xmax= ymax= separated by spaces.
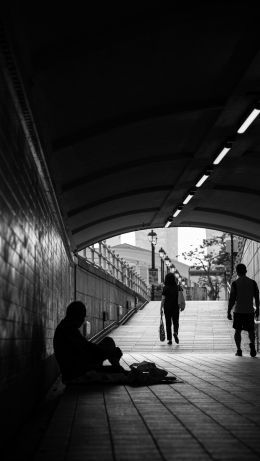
xmin=32 ymin=301 xmax=260 ymax=460
xmin=34 ymin=352 xmax=260 ymax=461
xmin=111 ymin=301 xmax=252 ymax=353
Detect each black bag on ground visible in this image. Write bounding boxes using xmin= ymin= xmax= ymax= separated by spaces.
xmin=64 ymin=362 xmax=178 ymax=386
xmin=127 ymin=361 xmax=176 ymax=386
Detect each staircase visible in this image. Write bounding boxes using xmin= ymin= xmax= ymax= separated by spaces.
xmin=110 ymin=300 xmax=243 ymax=353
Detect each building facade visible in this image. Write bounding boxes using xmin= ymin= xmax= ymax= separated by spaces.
xmin=107 ymin=227 xmax=178 ymax=261
xmin=109 ymin=243 xmax=190 ymax=286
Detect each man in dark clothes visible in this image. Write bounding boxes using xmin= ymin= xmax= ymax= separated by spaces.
xmin=228 ymin=263 xmax=259 ymax=357
xmin=53 ymin=301 xmax=127 ymax=383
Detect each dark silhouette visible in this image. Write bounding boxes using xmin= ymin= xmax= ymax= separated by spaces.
xmin=228 ymin=263 xmax=259 ymax=357
xmin=161 ymin=273 xmax=180 ymax=345
xmin=53 ymin=301 xmax=127 ymax=383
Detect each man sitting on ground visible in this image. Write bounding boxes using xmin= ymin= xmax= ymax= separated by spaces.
xmin=53 ymin=301 xmax=127 ymax=384
xmin=227 ymin=263 xmax=259 ymax=357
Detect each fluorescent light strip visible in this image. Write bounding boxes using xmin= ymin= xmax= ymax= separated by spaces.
xmin=213 ymin=146 xmax=231 ymax=165
xmin=183 ymin=194 xmax=194 ymax=205
xmin=165 ymin=220 xmax=172 ymax=228
xmin=173 ymin=209 xmax=181 ymax=218
xmin=237 ymin=108 xmax=260 ymax=134
xmin=195 ymin=174 xmax=209 ymax=188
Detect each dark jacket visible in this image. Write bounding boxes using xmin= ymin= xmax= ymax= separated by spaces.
xmin=228 ymin=275 xmax=259 ymax=314
xmin=53 ymin=318 xmax=105 ymax=381
xmin=162 ymin=284 xmax=179 ymax=312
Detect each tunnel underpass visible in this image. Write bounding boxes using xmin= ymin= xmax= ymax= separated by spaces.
xmin=1 ymin=3 xmax=260 ymax=460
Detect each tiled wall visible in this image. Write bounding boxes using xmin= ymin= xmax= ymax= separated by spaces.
xmin=240 ymin=239 xmax=260 ymax=350
xmin=241 ymin=240 xmax=260 ymax=286
xmin=0 ymin=59 xmax=148 ymax=446
xmin=0 ymin=67 xmax=71 ymax=444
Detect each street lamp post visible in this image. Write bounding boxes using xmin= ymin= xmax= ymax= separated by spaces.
xmin=148 ymin=230 xmax=157 ymax=300
xmin=159 ymin=247 xmax=166 ymax=283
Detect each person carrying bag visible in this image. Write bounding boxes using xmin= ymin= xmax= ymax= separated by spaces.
xmin=160 ymin=273 xmax=184 ymax=345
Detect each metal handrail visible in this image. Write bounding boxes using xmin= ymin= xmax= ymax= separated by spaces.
xmin=226 ymin=281 xmax=231 ymax=297
xmin=90 ymin=300 xmax=149 ymax=343
xmin=79 ymin=241 xmax=149 ymax=299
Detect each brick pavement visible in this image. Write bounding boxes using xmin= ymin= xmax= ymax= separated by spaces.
xmin=33 ymin=301 xmax=260 ymax=461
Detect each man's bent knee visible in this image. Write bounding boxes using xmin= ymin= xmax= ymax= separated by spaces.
xmin=99 ymin=337 xmax=116 ymax=352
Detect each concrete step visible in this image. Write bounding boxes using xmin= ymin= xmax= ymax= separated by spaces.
xmin=110 ymin=301 xmax=251 ymax=353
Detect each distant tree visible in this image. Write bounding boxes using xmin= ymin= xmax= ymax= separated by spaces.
xmin=181 ymin=233 xmax=231 ymax=300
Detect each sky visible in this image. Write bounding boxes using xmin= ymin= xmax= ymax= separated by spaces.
xmin=121 ymin=227 xmax=207 ymax=265
xmin=177 ymin=227 xmax=206 ymax=264
xmin=121 ymin=232 xmax=135 ymax=245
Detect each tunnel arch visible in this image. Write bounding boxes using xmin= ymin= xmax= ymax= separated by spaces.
xmin=2 ymin=2 xmax=260 ymax=251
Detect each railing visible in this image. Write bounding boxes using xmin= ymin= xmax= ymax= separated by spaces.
xmin=79 ymin=241 xmax=149 ymax=299
xmin=90 ymin=300 xmax=149 ymax=344
xmin=226 ymin=281 xmax=231 ymax=297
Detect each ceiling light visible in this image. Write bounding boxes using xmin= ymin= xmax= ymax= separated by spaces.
xmin=164 ymin=217 xmax=173 ymax=228
xmin=237 ymin=107 xmax=260 ymax=134
xmin=195 ymin=174 xmax=209 ymax=188
xmin=173 ymin=209 xmax=182 ymax=218
xmin=183 ymin=193 xmax=194 ymax=205
xmin=213 ymin=144 xmax=232 ymax=165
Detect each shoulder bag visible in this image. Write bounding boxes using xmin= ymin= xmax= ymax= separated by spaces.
xmin=159 ymin=313 xmax=165 ymax=341
xmin=178 ymin=286 xmax=186 ymax=311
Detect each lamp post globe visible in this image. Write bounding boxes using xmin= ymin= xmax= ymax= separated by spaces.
xmin=159 ymin=247 xmax=166 ymax=282
xmin=164 ymin=256 xmax=171 ymax=273
xmin=159 ymin=247 xmax=165 ymax=258
xmin=148 ymin=229 xmax=157 ymax=246
xmin=147 ymin=230 xmax=157 ymax=300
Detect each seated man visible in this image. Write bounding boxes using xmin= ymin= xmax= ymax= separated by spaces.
xmin=53 ymin=301 xmax=127 ymax=383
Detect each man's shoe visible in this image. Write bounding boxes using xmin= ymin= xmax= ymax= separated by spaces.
xmin=167 ymin=340 xmax=172 ymax=345
xmin=235 ymin=349 xmax=242 ymax=356
xmin=173 ymin=333 xmax=179 ymax=344
xmin=249 ymin=343 xmax=257 ymax=357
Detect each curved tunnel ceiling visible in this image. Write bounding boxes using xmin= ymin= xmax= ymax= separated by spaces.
xmin=3 ymin=3 xmax=260 ymax=250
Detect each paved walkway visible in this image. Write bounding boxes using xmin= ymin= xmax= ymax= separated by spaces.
xmin=32 ymin=301 xmax=260 ymax=461
xmin=111 ymin=301 xmax=237 ymax=352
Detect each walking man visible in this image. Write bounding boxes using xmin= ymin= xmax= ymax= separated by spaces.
xmin=227 ymin=263 xmax=259 ymax=357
